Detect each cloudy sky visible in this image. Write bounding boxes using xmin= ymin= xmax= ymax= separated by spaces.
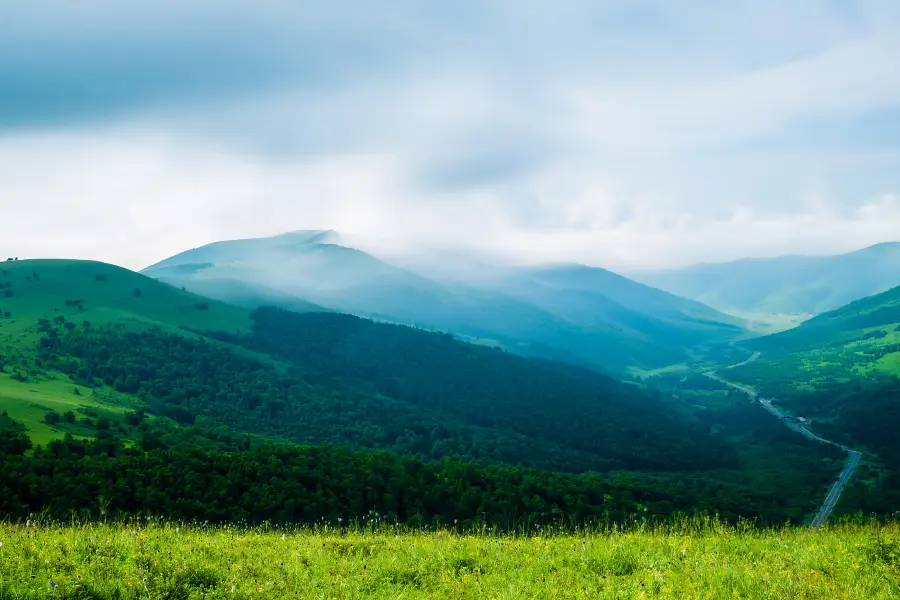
xmin=2 ymin=1 xmax=899 ymax=271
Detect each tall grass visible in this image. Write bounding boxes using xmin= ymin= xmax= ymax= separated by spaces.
xmin=1 ymin=516 xmax=898 ymax=599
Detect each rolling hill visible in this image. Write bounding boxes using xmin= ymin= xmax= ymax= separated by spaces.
xmin=727 ymin=283 xmax=900 ymax=391
xmin=0 ymin=258 xmax=729 ymax=474
xmin=0 ymin=259 xmax=252 ymax=337
xmin=632 ymin=242 xmax=900 ymax=317
xmin=142 ymin=231 xmax=745 ymax=372
xmin=0 ymin=258 xmax=849 ymax=525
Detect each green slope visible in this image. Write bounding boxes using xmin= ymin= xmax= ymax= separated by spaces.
xmin=0 ymin=259 xmax=251 ymax=340
xmin=633 ymin=242 xmax=900 ymax=315
xmin=725 ymin=286 xmax=900 ymax=513
xmin=0 ymin=260 xmax=849 ymax=525
xmin=738 ymin=284 xmax=900 ymax=382
xmin=724 ymin=285 xmax=900 ymax=395
xmin=0 ymin=259 xmax=252 ymax=439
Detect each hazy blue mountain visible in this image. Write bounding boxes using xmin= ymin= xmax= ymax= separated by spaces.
xmin=143 ymin=231 xmax=745 ymax=372
xmin=632 ymin=242 xmax=900 ymax=315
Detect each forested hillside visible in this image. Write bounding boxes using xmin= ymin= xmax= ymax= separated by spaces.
xmin=724 ymin=286 xmax=900 ymax=516
xmin=34 ymin=308 xmax=729 ymax=473
xmin=0 ymin=259 xmax=852 ymax=526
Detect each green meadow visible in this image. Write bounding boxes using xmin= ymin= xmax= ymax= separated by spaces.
xmin=1 ymin=520 xmax=898 ymax=599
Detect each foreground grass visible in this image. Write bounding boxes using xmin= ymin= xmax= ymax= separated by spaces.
xmin=1 ymin=520 xmax=898 ymax=599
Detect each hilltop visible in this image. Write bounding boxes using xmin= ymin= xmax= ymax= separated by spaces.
xmin=0 ymin=259 xmax=251 ymax=338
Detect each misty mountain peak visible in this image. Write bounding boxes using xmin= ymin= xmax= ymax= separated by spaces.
xmin=278 ymin=230 xmax=342 ymax=245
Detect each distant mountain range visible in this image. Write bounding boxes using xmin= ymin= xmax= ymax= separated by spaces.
xmin=632 ymin=242 xmax=900 ymax=316
xmin=142 ymin=230 xmax=745 ymax=373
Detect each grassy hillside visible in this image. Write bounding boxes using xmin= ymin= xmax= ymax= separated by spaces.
xmin=142 ymin=232 xmax=745 ymax=372
xmin=725 ymin=287 xmax=900 ymax=515
xmin=0 ymin=258 xmax=851 ymax=525
xmin=634 ymin=241 xmax=900 ymax=316
xmin=734 ymin=284 xmax=900 ymax=388
xmin=0 ymin=259 xmax=251 ymax=340
xmin=0 ymin=259 xmax=252 ymax=444
xmin=2 ymin=520 xmax=898 ymax=599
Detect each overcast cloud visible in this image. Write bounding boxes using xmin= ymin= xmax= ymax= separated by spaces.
xmin=2 ymin=0 xmax=899 ymax=270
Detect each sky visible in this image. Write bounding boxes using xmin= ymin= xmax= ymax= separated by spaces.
xmin=2 ymin=0 xmax=900 ymax=271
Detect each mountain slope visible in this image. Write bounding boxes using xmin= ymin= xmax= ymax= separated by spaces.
xmin=726 ymin=284 xmax=900 ymax=393
xmin=1 ymin=260 xmax=731 ymax=474
xmin=750 ymin=284 xmax=900 ymax=356
xmin=633 ymin=242 xmax=900 ymax=315
xmin=0 ymin=259 xmax=252 ymax=338
xmin=0 ymin=258 xmax=847 ymax=524
xmin=726 ymin=286 xmax=900 ymax=511
xmin=143 ymin=232 xmax=746 ymax=372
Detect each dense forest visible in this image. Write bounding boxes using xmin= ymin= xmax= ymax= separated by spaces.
xmin=0 ymin=416 xmax=829 ymax=526
xmin=34 ymin=310 xmax=734 ymax=474
xmin=0 ymin=307 xmax=856 ymax=526
xmin=758 ymin=375 xmax=900 ymax=515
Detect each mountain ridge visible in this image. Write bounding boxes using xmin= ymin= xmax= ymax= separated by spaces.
xmin=141 ymin=231 xmax=747 ymax=372
xmin=632 ymin=241 xmax=900 ymax=316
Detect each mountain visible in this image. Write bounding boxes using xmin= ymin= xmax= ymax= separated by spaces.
xmin=632 ymin=242 xmax=900 ymax=316
xmin=0 ymin=259 xmax=844 ymax=525
xmin=143 ymin=232 xmax=745 ymax=372
xmin=0 ymin=258 xmax=730 ymax=475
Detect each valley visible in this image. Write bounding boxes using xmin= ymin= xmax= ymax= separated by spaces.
xmin=0 ymin=242 xmax=897 ymax=536
xmin=2 ymin=242 xmax=899 ymax=598
xmin=704 ymin=350 xmax=863 ymax=529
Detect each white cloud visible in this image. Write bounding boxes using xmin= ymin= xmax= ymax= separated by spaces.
xmin=1 ymin=1 xmax=899 ymax=271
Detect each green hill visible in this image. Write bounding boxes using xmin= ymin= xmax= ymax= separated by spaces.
xmin=142 ymin=232 xmax=745 ymax=373
xmin=739 ymin=284 xmax=900 ymax=378
xmin=633 ymin=242 xmax=900 ymax=317
xmin=725 ymin=286 xmax=900 ymax=513
xmin=0 ymin=259 xmax=252 ymax=339
xmin=0 ymin=259 xmax=847 ymax=525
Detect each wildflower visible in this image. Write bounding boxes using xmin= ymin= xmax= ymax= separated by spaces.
xmin=49 ymin=579 xmax=57 ymax=590
xmin=281 ymin=533 xmax=286 ymax=541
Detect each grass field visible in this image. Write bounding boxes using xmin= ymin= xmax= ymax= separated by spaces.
xmin=1 ymin=520 xmax=898 ymax=599
xmin=0 ymin=259 xmax=250 ymax=350
xmin=0 ymin=373 xmax=138 ymax=446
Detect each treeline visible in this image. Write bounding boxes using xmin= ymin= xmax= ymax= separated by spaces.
xmin=0 ymin=420 xmax=807 ymax=526
xmin=35 ymin=312 xmax=735 ymax=474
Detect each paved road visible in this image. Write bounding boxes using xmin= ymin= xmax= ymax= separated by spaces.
xmin=811 ymin=450 xmax=862 ymax=528
xmin=704 ymin=351 xmax=862 ymax=528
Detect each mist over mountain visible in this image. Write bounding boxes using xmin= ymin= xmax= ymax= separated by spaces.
xmin=632 ymin=242 xmax=900 ymax=316
xmin=142 ymin=230 xmax=745 ymax=373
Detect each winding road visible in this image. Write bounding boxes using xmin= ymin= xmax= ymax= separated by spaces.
xmin=704 ymin=351 xmax=862 ymax=528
